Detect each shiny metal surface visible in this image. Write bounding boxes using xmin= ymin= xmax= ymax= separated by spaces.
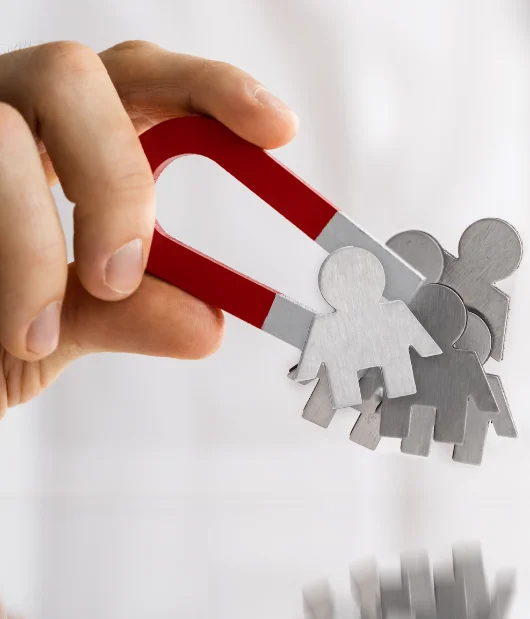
xmin=350 ymin=369 xmax=385 ymax=450
xmin=288 ymin=362 xmax=383 ymax=446
xmin=294 ymin=248 xmax=441 ymax=409
xmin=380 ymin=585 xmax=413 ymax=618
xmin=455 ymin=312 xmax=493 ymax=365
xmin=287 ymin=364 xmax=337 ymax=428
xmin=488 ymin=375 xmax=517 ymax=439
xmin=401 ymin=553 xmax=437 ymax=618
xmin=316 ymin=211 xmax=425 ymax=303
xmin=400 ymin=406 xmax=436 ymax=457
xmin=488 ymin=575 xmax=516 ymax=619
xmin=386 ymin=220 xmax=523 ymax=361
xmin=433 ymin=573 xmax=468 ymax=619
xmin=453 ymin=375 xmax=517 ymax=465
xmin=381 ymin=553 xmax=438 ymax=619
xmin=440 ymin=219 xmax=523 ymax=362
xmin=452 ymin=401 xmax=492 ymax=465
xmin=344 ymin=546 xmax=515 ymax=619
xmin=453 ymin=547 xmax=490 ymax=619
xmin=383 ymin=306 xmax=514 ymax=463
xmin=301 ymin=365 xmax=335 ymax=428
xmin=404 ymin=311 xmax=493 ymax=461
xmin=262 ymin=295 xmax=317 ymax=350
xmin=387 ymin=230 xmax=445 ymax=285
xmin=379 ymin=285 xmax=498 ymax=444
xmin=293 ymin=308 xmax=497 ymax=457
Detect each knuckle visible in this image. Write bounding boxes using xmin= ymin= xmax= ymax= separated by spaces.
xmin=207 ymin=59 xmax=236 ymax=73
xmin=105 ymin=40 xmax=156 ymax=55
xmin=106 ymin=167 xmax=155 ymax=213
xmin=192 ymin=57 xmax=231 ymax=82
xmin=33 ymin=41 xmax=103 ymax=80
xmin=72 ymin=165 xmax=155 ymax=234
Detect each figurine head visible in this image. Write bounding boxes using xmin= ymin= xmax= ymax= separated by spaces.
xmin=458 ymin=219 xmax=523 ymax=283
xmin=318 ymin=247 xmax=386 ymax=309
xmin=409 ymin=284 xmax=467 ymax=347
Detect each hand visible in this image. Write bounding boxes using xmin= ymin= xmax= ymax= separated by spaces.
xmin=0 ymin=40 xmax=298 ymax=413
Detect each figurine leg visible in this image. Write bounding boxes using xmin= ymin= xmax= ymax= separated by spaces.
xmin=401 ymin=405 xmax=436 ymax=457
xmin=452 ymin=404 xmax=490 ymax=465
xmin=326 ymin=361 xmax=363 ymax=409
xmin=433 ymin=404 xmax=467 ymax=445
xmin=379 ymin=397 xmax=412 ymax=439
xmin=302 ymin=366 xmax=337 ymax=428
xmin=350 ymin=396 xmax=383 ymax=451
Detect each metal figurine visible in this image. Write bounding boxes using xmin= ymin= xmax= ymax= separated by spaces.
xmin=141 ymin=118 xmax=520 ymax=466
xmin=343 ymin=546 xmax=515 ymax=619
xmin=292 ymin=247 xmax=441 ymax=409
xmin=378 ymin=284 xmax=498 ymax=444
xmin=349 ymin=369 xmax=385 ymax=451
xmin=402 ymin=312 xmax=492 ymax=459
xmin=142 ymin=115 xmax=424 ymax=356
xmin=387 ymin=220 xmax=523 ymax=361
xmin=290 ymin=306 xmax=516 ymax=464
xmin=398 ymin=306 xmax=517 ymax=464
xmin=453 ymin=375 xmax=517 ymax=465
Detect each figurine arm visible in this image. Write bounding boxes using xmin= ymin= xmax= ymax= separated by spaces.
xmin=487 ymin=374 xmax=517 ymax=437
xmin=399 ymin=304 xmax=442 ymax=358
xmin=470 ymin=358 xmax=498 ymax=413
xmin=293 ymin=319 xmax=324 ymax=383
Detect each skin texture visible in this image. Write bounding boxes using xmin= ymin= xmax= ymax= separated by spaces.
xmin=0 ymin=40 xmax=299 ymax=414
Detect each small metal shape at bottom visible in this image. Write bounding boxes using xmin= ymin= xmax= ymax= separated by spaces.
xmin=401 ymin=553 xmax=437 ymax=619
xmin=303 ymin=581 xmax=335 ymax=619
xmin=453 ymin=547 xmax=490 ymax=619
xmin=433 ymin=573 xmax=468 ymax=619
xmin=309 ymin=546 xmax=516 ymax=619
xmin=380 ymin=585 xmax=413 ymax=618
xmin=351 ymin=561 xmax=382 ymax=619
xmin=488 ymin=574 xmax=516 ymax=619
xmin=380 ymin=553 xmax=438 ymax=619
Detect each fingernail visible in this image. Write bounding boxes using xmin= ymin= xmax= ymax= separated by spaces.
xmin=105 ymin=238 xmax=144 ymax=294
xmin=26 ymin=301 xmax=61 ymax=357
xmin=254 ymin=87 xmax=299 ymax=124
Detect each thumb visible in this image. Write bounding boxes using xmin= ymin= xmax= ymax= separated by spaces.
xmin=61 ymin=263 xmax=225 ymax=357
xmin=40 ymin=263 xmax=224 ymax=386
xmin=2 ymin=265 xmax=223 ymax=413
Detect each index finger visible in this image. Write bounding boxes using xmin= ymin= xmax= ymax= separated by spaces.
xmin=98 ymin=41 xmax=299 ymax=148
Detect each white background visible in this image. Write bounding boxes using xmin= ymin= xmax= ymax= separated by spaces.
xmin=0 ymin=1 xmax=529 ymax=617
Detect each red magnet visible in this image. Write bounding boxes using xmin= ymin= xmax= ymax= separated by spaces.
xmin=142 ymin=116 xmax=423 ymax=350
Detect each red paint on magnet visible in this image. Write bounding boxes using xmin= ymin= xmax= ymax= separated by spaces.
xmin=141 ymin=116 xmax=338 ymax=328
xmin=147 ymin=222 xmax=278 ymax=329
xmin=140 ymin=116 xmax=338 ymax=240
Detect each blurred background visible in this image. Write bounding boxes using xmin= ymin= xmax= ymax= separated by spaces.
xmin=1 ymin=0 xmax=529 ymax=617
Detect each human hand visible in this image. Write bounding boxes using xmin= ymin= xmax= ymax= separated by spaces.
xmin=0 ymin=40 xmax=298 ymax=413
